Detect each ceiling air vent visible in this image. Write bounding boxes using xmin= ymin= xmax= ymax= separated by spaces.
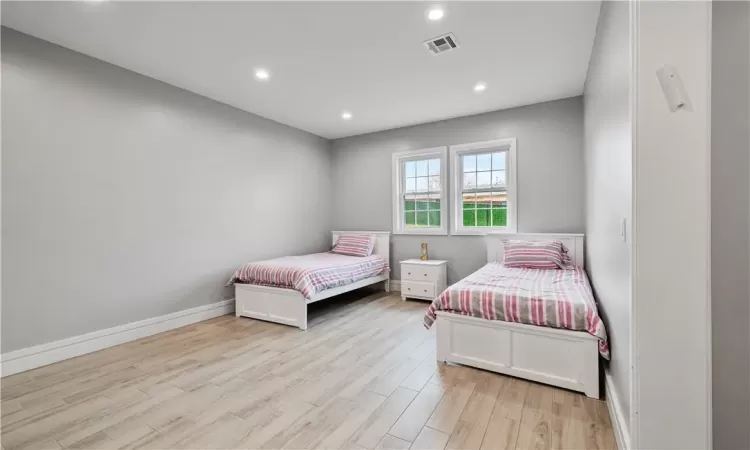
xmin=423 ymin=33 xmax=459 ymax=55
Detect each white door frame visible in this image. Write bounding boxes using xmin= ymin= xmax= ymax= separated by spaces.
xmin=629 ymin=1 xmax=713 ymax=448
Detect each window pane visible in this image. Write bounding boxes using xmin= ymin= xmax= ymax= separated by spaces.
xmin=492 ymin=152 xmax=506 ymax=170
xmin=463 ymin=209 xmax=476 ymax=226
xmin=463 ymin=172 xmax=476 ymax=189
xmin=416 ymin=160 xmax=428 ymax=177
xmin=415 ymin=194 xmax=429 ymax=211
xmin=491 ymin=170 xmax=506 ymax=187
xmin=489 ymin=191 xmax=507 ymax=227
xmin=475 ymin=193 xmax=492 ymax=209
xmin=405 ymin=177 xmax=416 ymax=193
xmin=405 ymin=161 xmax=416 ymax=178
xmin=428 ymin=159 xmax=440 ymax=176
xmin=428 ymin=175 xmax=441 ymax=191
xmin=427 ymin=196 xmax=441 ymax=210
xmin=492 ymin=206 xmax=507 ymax=227
xmin=404 ymin=195 xmax=416 ymax=211
xmin=405 ymin=210 xmax=416 ymax=226
xmin=489 ymin=191 xmax=507 ymax=206
xmin=416 ymin=211 xmax=429 ymax=226
xmin=463 ymin=154 xmax=476 ymax=172
xmin=416 ymin=176 xmax=428 ymax=192
xmin=462 ymin=192 xmax=477 ymax=210
xmin=477 ymin=171 xmax=491 ymax=188
xmin=428 ymin=210 xmax=441 ymax=227
xmin=476 ymin=209 xmax=491 ymax=226
xmin=477 ymin=154 xmax=491 ymax=171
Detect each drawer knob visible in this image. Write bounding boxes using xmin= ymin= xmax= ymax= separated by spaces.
xmin=408 ymin=272 xmax=411 ymax=275
xmin=423 ymin=289 xmax=427 ymax=293
xmin=407 ymin=288 xmax=411 ymax=291
xmin=424 ymin=274 xmax=427 ymax=276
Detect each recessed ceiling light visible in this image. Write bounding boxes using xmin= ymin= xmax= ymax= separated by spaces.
xmin=474 ymin=82 xmax=487 ymax=92
xmin=255 ymin=69 xmax=270 ymax=81
xmin=427 ymin=8 xmax=444 ymax=21
xmin=341 ymin=111 xmax=352 ymax=120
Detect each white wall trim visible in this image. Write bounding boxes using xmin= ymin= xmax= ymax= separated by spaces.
xmin=606 ymin=371 xmax=632 ymax=450
xmin=390 ymin=280 xmax=402 ymax=292
xmin=704 ymin=5 xmax=714 ymax=447
xmin=628 ymin=0 xmax=640 ymax=445
xmin=1 ymin=299 xmax=235 ymax=377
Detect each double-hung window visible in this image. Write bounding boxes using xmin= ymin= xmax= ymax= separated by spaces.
xmin=450 ymin=138 xmax=517 ymax=234
xmin=392 ymin=146 xmax=448 ymax=235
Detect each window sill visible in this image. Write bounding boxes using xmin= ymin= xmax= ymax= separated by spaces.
xmin=393 ymin=228 xmax=449 ymax=236
xmin=451 ymin=228 xmax=517 ymax=236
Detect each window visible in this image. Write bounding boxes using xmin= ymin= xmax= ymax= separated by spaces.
xmin=450 ymin=138 xmax=517 ymax=234
xmin=392 ymin=147 xmax=448 ymax=235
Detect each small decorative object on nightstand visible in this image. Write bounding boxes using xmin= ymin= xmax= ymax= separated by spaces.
xmin=400 ymin=259 xmax=448 ymax=301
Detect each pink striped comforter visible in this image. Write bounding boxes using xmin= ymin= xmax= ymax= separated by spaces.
xmin=228 ymin=253 xmax=389 ymax=299
xmin=424 ymin=263 xmax=610 ymax=358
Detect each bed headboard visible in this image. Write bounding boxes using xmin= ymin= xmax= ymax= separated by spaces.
xmin=486 ymin=233 xmax=585 ymax=268
xmin=331 ymin=231 xmax=391 ymax=262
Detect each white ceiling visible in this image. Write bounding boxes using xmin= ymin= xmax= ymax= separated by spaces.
xmin=2 ymin=1 xmax=601 ymax=139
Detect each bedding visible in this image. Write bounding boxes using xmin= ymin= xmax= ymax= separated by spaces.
xmin=424 ymin=262 xmax=610 ymax=358
xmin=331 ymin=234 xmax=375 ymax=257
xmin=502 ymin=239 xmax=571 ymax=269
xmin=228 ymin=253 xmax=388 ymax=299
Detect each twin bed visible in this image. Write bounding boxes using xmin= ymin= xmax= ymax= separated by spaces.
xmin=230 ymin=231 xmax=607 ymax=399
xmin=427 ymin=233 xmax=607 ymax=398
xmin=229 ymin=231 xmax=390 ymax=330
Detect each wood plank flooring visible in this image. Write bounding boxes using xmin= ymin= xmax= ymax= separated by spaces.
xmin=1 ymin=291 xmax=616 ymax=450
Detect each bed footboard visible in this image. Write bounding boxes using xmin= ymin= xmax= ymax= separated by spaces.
xmin=235 ymin=284 xmax=308 ymax=330
xmin=436 ymin=311 xmax=600 ymax=398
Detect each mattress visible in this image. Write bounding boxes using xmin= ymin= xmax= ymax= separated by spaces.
xmin=424 ymin=262 xmax=609 ymax=358
xmin=228 ymin=252 xmax=389 ymax=299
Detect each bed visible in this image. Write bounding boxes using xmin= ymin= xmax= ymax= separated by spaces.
xmin=426 ymin=233 xmax=607 ymax=398
xmin=230 ymin=231 xmax=390 ymax=330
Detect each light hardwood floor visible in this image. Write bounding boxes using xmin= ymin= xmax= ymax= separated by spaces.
xmin=1 ymin=291 xmax=615 ymax=450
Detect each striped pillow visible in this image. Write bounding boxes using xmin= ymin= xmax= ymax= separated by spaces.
xmin=503 ymin=240 xmax=570 ymax=269
xmin=331 ymin=234 xmax=375 ymax=257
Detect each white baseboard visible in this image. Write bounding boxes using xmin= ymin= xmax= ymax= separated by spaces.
xmin=605 ymin=371 xmax=631 ymax=450
xmin=390 ymin=280 xmax=401 ymax=292
xmin=1 ymin=299 xmax=235 ymax=377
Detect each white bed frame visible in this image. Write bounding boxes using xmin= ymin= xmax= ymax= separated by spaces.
xmin=435 ymin=233 xmax=601 ymax=399
xmin=234 ymin=231 xmax=390 ymax=331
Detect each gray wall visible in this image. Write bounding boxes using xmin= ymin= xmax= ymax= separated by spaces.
xmin=583 ymin=1 xmax=632 ymax=424
xmin=711 ymin=2 xmax=750 ymax=448
xmin=331 ymin=97 xmax=585 ymax=283
xmin=1 ymin=28 xmax=332 ymax=353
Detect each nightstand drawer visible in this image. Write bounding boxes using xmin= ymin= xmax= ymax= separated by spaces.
xmin=401 ymin=280 xmax=435 ymax=299
xmin=402 ymin=265 xmax=441 ymax=281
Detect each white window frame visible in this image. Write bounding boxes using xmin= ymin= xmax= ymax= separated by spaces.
xmin=392 ymin=146 xmax=449 ymax=235
xmin=450 ymin=138 xmax=517 ymax=235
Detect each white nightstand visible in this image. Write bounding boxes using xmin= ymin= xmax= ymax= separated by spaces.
xmin=400 ymin=259 xmax=448 ymax=301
